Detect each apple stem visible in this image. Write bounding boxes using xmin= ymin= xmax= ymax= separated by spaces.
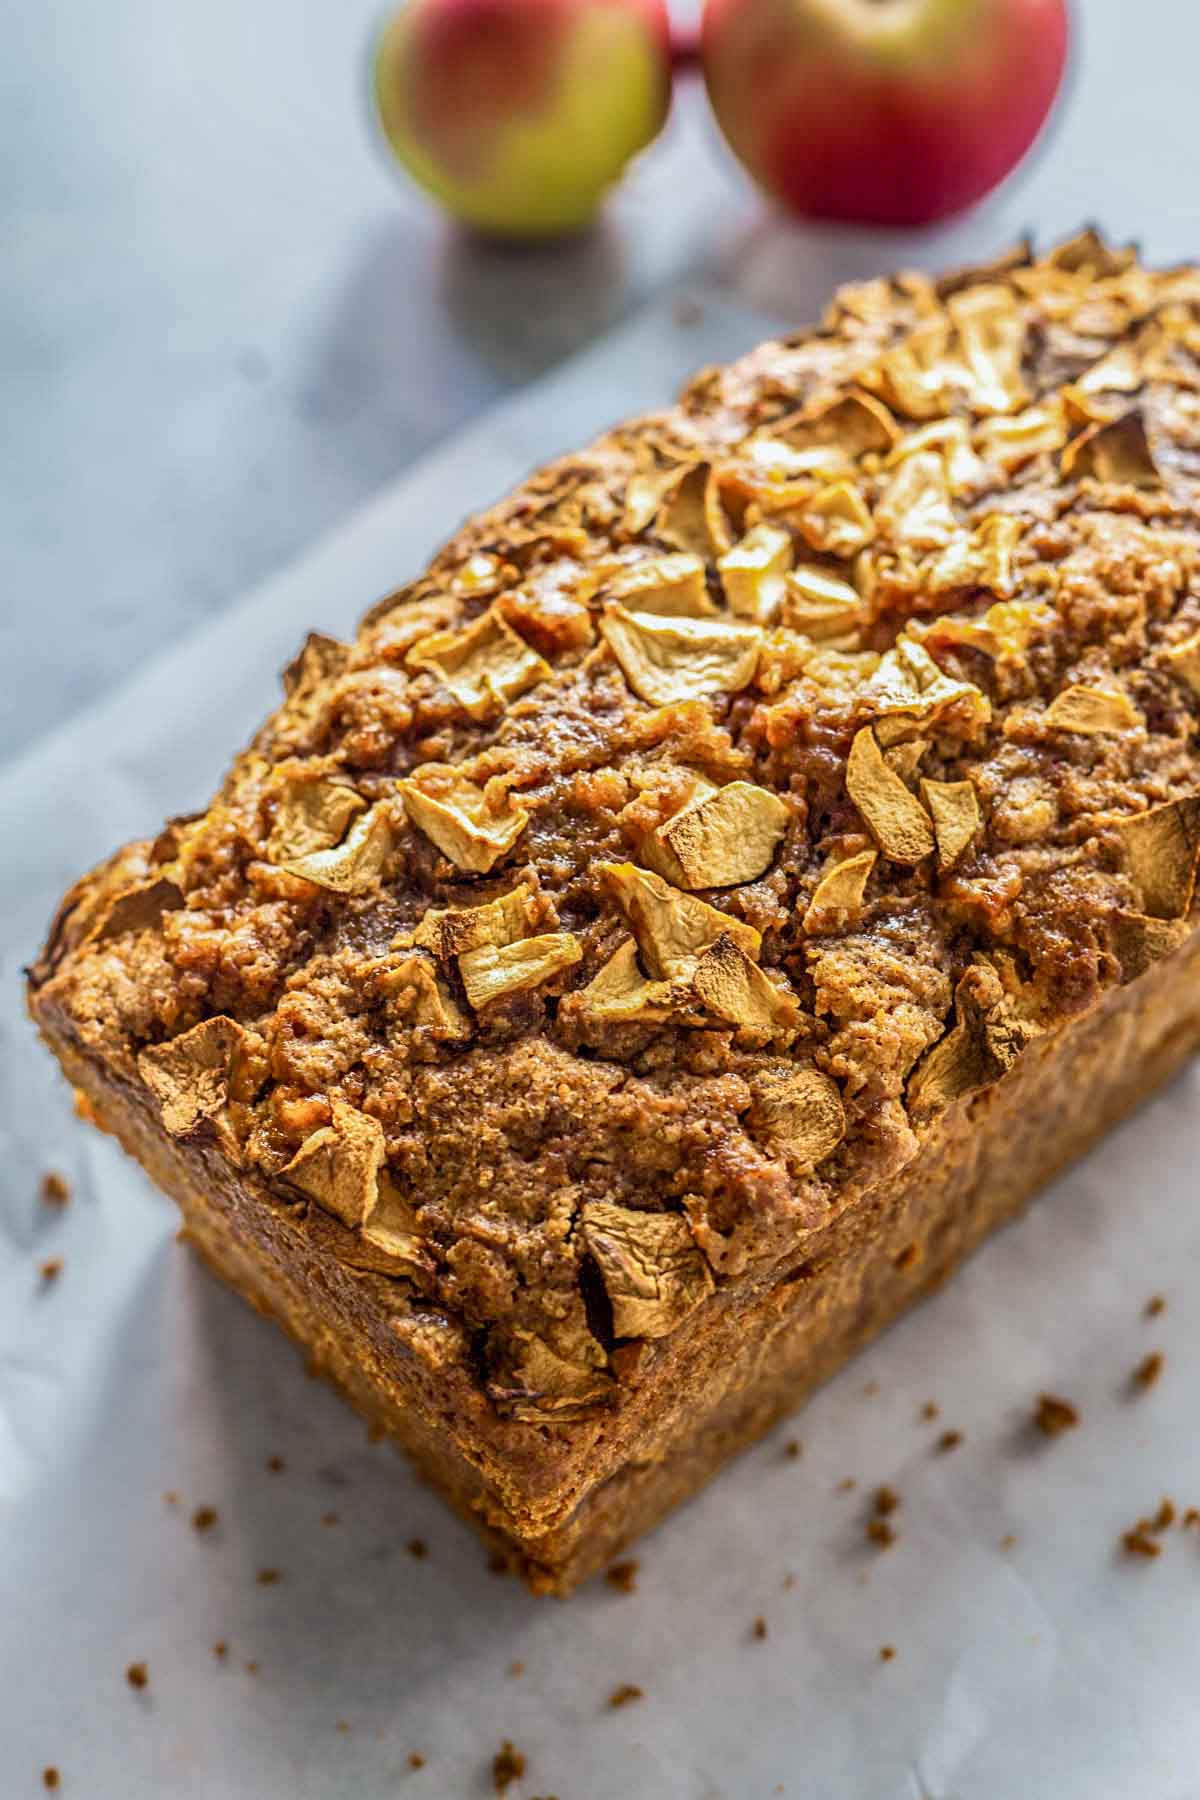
xmin=669 ymin=26 xmax=702 ymax=73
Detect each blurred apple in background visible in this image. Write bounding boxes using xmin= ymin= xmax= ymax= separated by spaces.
xmin=702 ymin=0 xmax=1070 ymax=227
xmin=375 ymin=0 xmax=673 ymax=238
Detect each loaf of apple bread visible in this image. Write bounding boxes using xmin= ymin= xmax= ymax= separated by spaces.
xmin=29 ymin=232 xmax=1200 ymax=1590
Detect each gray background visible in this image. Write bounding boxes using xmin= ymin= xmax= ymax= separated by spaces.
xmin=2 ymin=0 xmax=1197 ymax=758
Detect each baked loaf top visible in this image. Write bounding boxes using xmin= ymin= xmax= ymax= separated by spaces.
xmin=33 ymin=232 xmax=1200 ymax=1431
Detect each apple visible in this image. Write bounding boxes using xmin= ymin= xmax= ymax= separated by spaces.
xmin=374 ymin=0 xmax=673 ymax=238
xmin=702 ymin=0 xmax=1070 ymax=227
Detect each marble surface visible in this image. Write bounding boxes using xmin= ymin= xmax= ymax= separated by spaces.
xmin=3 ymin=0 xmax=1198 ymax=762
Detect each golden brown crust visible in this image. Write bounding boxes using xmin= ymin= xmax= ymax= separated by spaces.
xmin=29 ymin=231 xmax=1200 ymax=1452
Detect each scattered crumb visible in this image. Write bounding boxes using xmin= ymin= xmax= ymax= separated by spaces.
xmin=42 ymin=1769 xmax=60 ymax=1791
xmin=999 ymin=1533 xmax=1017 ymax=1552
xmin=1121 ymin=1501 xmax=1176 ymax=1559
xmin=781 ymin=1572 xmax=796 ymax=1590
xmin=608 ymin=1682 xmax=645 ymax=1709
xmin=407 ymin=1752 xmax=425 ymax=1770
xmin=212 ymin=1642 xmax=227 ymax=1661
xmin=837 ymin=1477 xmax=856 ymax=1493
xmin=752 ymin=1616 xmax=768 ymax=1641
xmin=126 ymin=1662 xmax=148 ymax=1691
xmin=1145 ymin=1294 xmax=1166 ymax=1318
xmin=873 ymin=1486 xmax=900 ymax=1518
xmin=191 ymin=1506 xmax=218 ymax=1534
xmin=507 ymin=1661 xmax=524 ymax=1679
xmin=784 ymin=1439 xmax=802 ymax=1460
xmin=1184 ymin=1508 xmax=1200 ymax=1529
xmin=673 ymin=296 xmax=704 ymax=329
xmin=878 ymin=1645 xmax=896 ymax=1663
xmin=867 ymin=1519 xmax=896 ymax=1550
xmin=936 ymin=1430 xmax=963 ymax=1454
xmin=406 ymin=1538 xmax=428 ymax=1561
xmin=1034 ymin=1394 xmax=1079 ymax=1437
xmin=266 ymin=1455 xmax=285 ymax=1474
xmin=861 ymin=1379 xmax=880 ymax=1397
xmin=492 ymin=1740 xmax=526 ymax=1793
xmin=321 ymin=1511 xmax=340 ymax=1528
xmin=256 ymin=1568 xmax=281 ymax=1586
xmin=244 ymin=1661 xmax=259 ymax=1675
xmin=39 ymin=1258 xmax=63 ymax=1285
xmin=40 ymin=1172 xmax=71 ymax=1207
xmin=336 ymin=1720 xmax=350 ymax=1735
xmin=605 ymin=1559 xmax=639 ymax=1595
xmin=163 ymin=1491 xmax=179 ymax=1507
xmin=920 ymin=1402 xmax=939 ymax=1422
xmin=1132 ymin=1352 xmax=1164 ymax=1393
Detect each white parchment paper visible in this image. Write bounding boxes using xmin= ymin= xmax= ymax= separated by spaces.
xmin=3 ymin=292 xmax=1200 ymax=1800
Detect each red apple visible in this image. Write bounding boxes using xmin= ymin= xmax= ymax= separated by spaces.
xmin=375 ymin=0 xmax=673 ymax=238
xmin=702 ymin=0 xmax=1070 ymax=227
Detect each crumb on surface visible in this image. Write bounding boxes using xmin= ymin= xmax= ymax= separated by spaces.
xmin=126 ymin=1662 xmax=148 ymax=1691
xmin=40 ymin=1172 xmax=70 ymax=1207
xmin=837 ymin=1477 xmax=856 ymax=1493
xmin=336 ymin=1720 xmax=350 ymax=1735
xmin=873 ymin=1486 xmax=900 ymax=1517
xmin=507 ymin=1661 xmax=524 ymax=1679
xmin=244 ymin=1660 xmax=259 ymax=1675
xmin=163 ymin=1491 xmax=179 ymax=1507
xmin=406 ymin=1538 xmax=428 ymax=1561
xmin=321 ymin=1511 xmax=340 ymax=1528
xmin=191 ymin=1505 xmax=218 ymax=1533
xmin=1120 ymin=1500 xmax=1176 ymax=1559
xmin=1145 ymin=1294 xmax=1166 ymax=1318
xmin=604 ymin=1559 xmax=639 ymax=1594
xmin=1132 ymin=1352 xmax=1164 ymax=1392
xmin=867 ymin=1519 xmax=896 ymax=1550
xmin=42 ymin=1769 xmax=60 ymax=1791
xmin=1183 ymin=1508 xmax=1200 ymax=1529
xmin=999 ymin=1533 xmax=1017 ymax=1551
xmin=212 ymin=1642 xmax=227 ymax=1661
xmin=608 ymin=1682 xmax=645 ymax=1708
xmin=784 ymin=1439 xmax=802 ymax=1460
xmin=407 ymin=1751 xmax=425 ymax=1770
xmin=920 ymin=1402 xmax=939 ymax=1422
xmin=752 ymin=1616 xmax=768 ymax=1640
xmin=266 ymin=1455 xmax=285 ymax=1473
xmin=492 ymin=1740 xmax=526 ymax=1793
xmin=861 ymin=1379 xmax=880 ymax=1397
xmin=782 ymin=1572 xmax=796 ymax=1590
xmin=1034 ymin=1393 xmax=1079 ymax=1437
xmin=256 ymin=1568 xmax=281 ymax=1586
xmin=936 ymin=1430 xmax=963 ymax=1453
xmin=39 ymin=1258 xmax=63 ymax=1284
xmin=878 ymin=1645 xmax=896 ymax=1663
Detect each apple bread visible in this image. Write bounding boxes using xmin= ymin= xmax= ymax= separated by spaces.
xmin=29 ymin=232 xmax=1200 ymax=1590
